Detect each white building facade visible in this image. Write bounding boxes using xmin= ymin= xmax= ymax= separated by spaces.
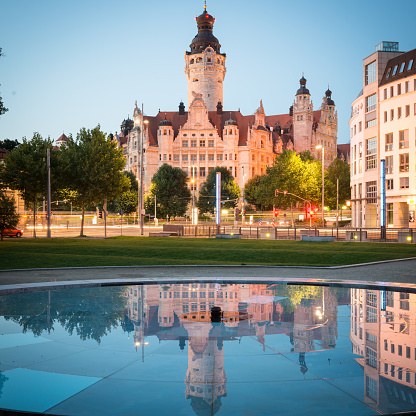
xmin=350 ymin=42 xmax=416 ymax=228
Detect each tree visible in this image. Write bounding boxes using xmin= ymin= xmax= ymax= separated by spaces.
xmin=145 ymin=164 xmax=191 ymax=220
xmin=324 ymin=158 xmax=351 ymax=210
xmin=60 ymin=126 xmax=129 ymax=236
xmin=197 ymin=166 xmax=241 ymax=214
xmin=244 ymin=175 xmax=265 ymax=210
xmin=0 ymin=48 xmax=7 ymax=117
xmin=0 ymin=191 xmax=19 ymax=241
xmin=0 ymin=139 xmax=20 ymax=152
xmin=106 ymin=171 xmax=138 ymax=214
xmin=0 ymin=133 xmax=55 ymax=237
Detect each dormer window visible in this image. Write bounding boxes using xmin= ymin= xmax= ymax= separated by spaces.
xmin=408 ymin=60 xmax=414 ymax=70
xmin=399 ymin=62 xmax=405 ymax=73
xmin=386 ymin=68 xmax=391 ymax=78
xmin=392 ymin=65 xmax=398 ymax=76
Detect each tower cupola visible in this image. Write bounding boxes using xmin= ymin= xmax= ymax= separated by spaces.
xmin=296 ymin=76 xmax=310 ymax=95
xmin=190 ymin=4 xmax=221 ymax=53
xmin=325 ymin=87 xmax=335 ymax=106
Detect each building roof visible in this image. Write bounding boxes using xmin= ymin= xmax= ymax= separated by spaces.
xmin=56 ymin=133 xmax=68 ymax=142
xmin=379 ymin=48 xmax=416 ymax=87
xmin=0 ymin=148 xmax=6 ymax=160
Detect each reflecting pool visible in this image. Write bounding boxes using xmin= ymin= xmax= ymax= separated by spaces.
xmin=0 ymin=282 xmax=415 ymax=415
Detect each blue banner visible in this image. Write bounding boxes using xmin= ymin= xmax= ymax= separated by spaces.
xmin=380 ymin=159 xmax=386 ymax=227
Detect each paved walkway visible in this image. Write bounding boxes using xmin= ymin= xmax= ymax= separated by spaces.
xmin=1 ymin=258 xmax=416 ymax=294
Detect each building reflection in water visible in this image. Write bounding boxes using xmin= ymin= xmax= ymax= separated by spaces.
xmin=350 ymin=288 xmax=416 ymax=414
xmin=124 ymin=283 xmax=341 ymax=415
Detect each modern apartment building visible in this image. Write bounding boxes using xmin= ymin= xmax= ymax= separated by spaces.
xmin=350 ymin=42 xmax=416 ymax=228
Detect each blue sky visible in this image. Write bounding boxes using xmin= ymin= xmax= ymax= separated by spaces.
xmin=0 ymin=0 xmax=415 ymax=145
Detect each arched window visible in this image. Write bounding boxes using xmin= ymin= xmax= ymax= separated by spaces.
xmin=190 ymin=59 xmax=194 ymax=64
xmin=193 ymin=78 xmax=198 ymax=82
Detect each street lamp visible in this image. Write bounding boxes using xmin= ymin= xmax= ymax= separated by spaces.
xmin=139 ymin=105 xmax=149 ymax=236
xmin=316 ymin=145 xmax=325 ymax=227
xmin=190 ymin=166 xmax=196 ymax=225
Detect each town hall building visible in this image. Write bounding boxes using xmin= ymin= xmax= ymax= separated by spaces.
xmin=115 ymin=4 xmax=338 ymax=195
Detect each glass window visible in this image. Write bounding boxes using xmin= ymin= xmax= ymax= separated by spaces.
xmin=399 ymin=62 xmax=405 ymax=73
xmin=398 ymin=84 xmax=402 ymax=95
xmin=385 ymin=133 xmax=393 ymax=151
xmin=399 ymin=130 xmax=409 ymax=148
xmin=199 ymin=154 xmax=205 ymax=161
xmin=399 ymin=154 xmax=409 ymax=172
xmin=208 ymin=154 xmax=214 ymax=161
xmin=365 ymin=61 xmax=377 ymax=85
xmin=400 ymin=177 xmax=409 ymax=189
xmin=392 ymin=65 xmax=398 ymax=76
xmin=200 ymin=140 xmax=205 ymax=147
xmin=174 ymin=154 xmax=179 ymax=162
xmin=366 ymin=181 xmax=377 ymax=203
xmin=200 ymin=167 xmax=206 ymax=177
xmin=386 ymin=68 xmax=391 ymax=78
xmin=191 ymin=140 xmax=197 ymax=147
xmin=182 ymin=154 xmax=188 ymax=162
xmin=405 ymin=81 xmax=409 ymax=93
xmin=408 ymin=60 xmax=414 ymax=71
xmin=387 ymin=178 xmax=393 ymax=190
xmin=208 ymin=140 xmax=214 ymax=147
xmin=191 ymin=154 xmax=197 ymax=162
xmin=366 ymin=94 xmax=377 ymax=112
xmin=366 ymin=138 xmax=377 ymax=170
xmin=182 ymin=140 xmax=188 ymax=147
xmin=406 ymin=105 xmax=410 ymax=117
xmin=217 ymin=154 xmax=223 ymax=161
xmin=386 ymin=156 xmax=393 ymax=174
xmin=398 ymin=107 xmax=402 ymax=118
xmin=387 ymin=203 xmax=394 ymax=224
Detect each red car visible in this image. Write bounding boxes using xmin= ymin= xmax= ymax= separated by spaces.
xmin=1 ymin=227 xmax=23 ymax=238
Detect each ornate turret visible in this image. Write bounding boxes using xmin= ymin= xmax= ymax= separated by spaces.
xmin=121 ymin=117 xmax=134 ymax=137
xmin=190 ymin=3 xmax=221 ymax=54
xmin=296 ymin=76 xmax=310 ymax=96
xmin=325 ymin=87 xmax=335 ymax=106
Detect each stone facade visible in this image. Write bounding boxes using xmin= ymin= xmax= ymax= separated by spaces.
xmin=115 ymin=6 xmax=338 ymax=196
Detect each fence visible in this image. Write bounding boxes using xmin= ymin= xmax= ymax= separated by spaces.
xmin=182 ymin=225 xmax=415 ymax=243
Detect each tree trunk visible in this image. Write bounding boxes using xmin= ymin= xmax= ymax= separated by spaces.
xmin=80 ymin=203 xmax=85 ymax=236
xmin=33 ymin=198 xmax=37 ymax=238
xmin=291 ymin=201 xmax=294 ymax=228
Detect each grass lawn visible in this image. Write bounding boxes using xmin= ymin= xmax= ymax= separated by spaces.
xmin=0 ymin=237 xmax=415 ymax=270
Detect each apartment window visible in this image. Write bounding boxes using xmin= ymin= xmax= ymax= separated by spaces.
xmin=400 ymin=293 xmax=410 ymax=310
xmin=208 ymin=140 xmax=214 ymax=147
xmin=399 ymin=154 xmax=409 ymax=172
xmin=400 ymin=177 xmax=409 ymax=189
xmin=398 ymin=107 xmax=402 ymax=119
xmin=217 ymin=154 xmax=223 ymax=161
xmin=387 ymin=178 xmax=394 ymax=190
xmin=191 ymin=140 xmax=197 ymax=147
xmin=199 ymin=140 xmax=205 ymax=147
xmin=399 ymin=130 xmax=409 ymax=148
xmin=182 ymin=140 xmax=188 ymax=147
xmin=408 ymin=59 xmax=414 ymax=70
xmin=200 ymin=167 xmax=206 ymax=177
xmin=387 ymin=203 xmax=394 ymax=225
xmin=385 ymin=133 xmax=393 ymax=151
xmin=182 ymin=154 xmax=188 ymax=162
xmin=365 ymin=61 xmax=377 ymax=85
xmin=405 ymin=81 xmax=409 ymax=93
xmin=366 ymin=94 xmax=377 ymax=112
xmin=359 ymin=121 xmax=362 ymax=132
xmin=397 ymin=84 xmax=402 ymax=95
xmin=174 ymin=154 xmax=179 ymax=162
xmin=208 ymin=154 xmax=214 ymax=161
xmin=366 ymin=119 xmax=377 ymax=128
xmin=407 ymin=346 xmax=411 ymax=359
xmin=366 ymin=347 xmax=377 ymax=368
xmin=391 ymin=86 xmax=394 ymax=97
xmin=366 ymin=181 xmax=377 ymax=203
xmin=384 ymin=111 xmax=388 ymax=123
xmin=392 ymin=65 xmax=398 ymax=76
xmin=199 ymin=154 xmax=205 ymax=161
xmin=406 ymin=105 xmax=410 ymax=117
xmin=190 ymin=154 xmax=197 ymax=162
xmin=384 ymin=88 xmax=387 ymax=100
xmin=386 ymin=155 xmax=393 ymax=173
xmin=366 ymin=377 xmax=377 ymax=401
xmin=391 ymin=109 xmax=394 ymax=121
xmin=366 ymin=138 xmax=377 ymax=170
xmin=398 ymin=345 xmax=403 ymax=356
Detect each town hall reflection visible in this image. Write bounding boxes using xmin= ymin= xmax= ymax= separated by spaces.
xmin=124 ymin=283 xmax=342 ymax=415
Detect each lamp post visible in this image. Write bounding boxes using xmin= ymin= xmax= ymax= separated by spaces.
xmin=316 ymin=145 xmax=325 ymax=227
xmin=139 ymin=104 xmax=149 ymax=236
xmin=190 ymin=165 xmax=195 ymax=225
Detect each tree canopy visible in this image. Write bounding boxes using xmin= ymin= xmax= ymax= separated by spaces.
xmin=0 ymin=191 xmax=19 ymax=241
xmin=145 ymin=163 xmax=191 ymax=220
xmin=0 ymin=139 xmax=20 ymax=152
xmin=60 ymin=126 xmax=129 ymax=235
xmin=197 ymin=166 xmax=241 ymax=214
xmin=324 ymin=158 xmax=351 ymax=209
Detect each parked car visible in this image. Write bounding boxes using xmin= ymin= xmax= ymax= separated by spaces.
xmin=1 ymin=227 xmax=23 ymax=238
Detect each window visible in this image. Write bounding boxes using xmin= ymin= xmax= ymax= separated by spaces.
xmin=366 ymin=94 xmax=377 ymax=112
xmin=399 ymin=130 xmax=409 ymax=148
xmin=387 ymin=178 xmax=394 ymax=190
xmin=365 ymin=61 xmax=377 ymax=85
xmin=366 ymin=138 xmax=377 ymax=170
xmin=386 ymin=68 xmax=391 ymax=78
xmin=386 ymin=291 xmax=394 ymax=306
xmin=199 ymin=154 xmax=205 ymax=161
xmin=208 ymin=140 xmax=214 ymax=147
xmin=366 ymin=119 xmax=377 ymax=128
xmin=386 ymin=155 xmax=393 ymax=173
xmin=391 ymin=109 xmax=394 ymax=121
xmin=174 ymin=154 xmax=179 ymax=162
xmin=366 ymin=181 xmax=377 ymax=203
xmin=392 ymin=65 xmax=398 ymax=76
xmin=191 ymin=154 xmax=197 ymax=162
xmin=398 ymin=107 xmax=402 ymax=119
xmin=400 ymin=154 xmax=409 ymax=172
xmin=384 ymin=111 xmax=388 ymax=123
xmin=398 ymin=84 xmax=402 ymax=95
xmin=387 ymin=203 xmax=394 ymax=225
xmin=385 ymin=133 xmax=393 ymax=151
xmin=406 ymin=105 xmax=410 ymax=117
xmin=359 ymin=122 xmax=362 ymax=132
xmin=200 ymin=167 xmax=206 ymax=177
xmin=182 ymin=154 xmax=188 ymax=162
xmin=384 ymin=88 xmax=387 ymax=100
xmin=217 ymin=154 xmax=223 ymax=161
xmin=208 ymin=154 xmax=214 ymax=161
xmin=191 ymin=140 xmax=197 ymax=147
xmin=405 ymin=81 xmax=409 ymax=93
xmin=366 ymin=377 xmax=377 ymax=400
xmin=398 ymin=345 xmax=403 ymax=356
xmin=400 ymin=177 xmax=409 ymax=189
xmin=366 ymin=347 xmax=377 ymax=368
xmin=408 ymin=60 xmax=414 ymax=70
xmin=182 ymin=140 xmax=188 ymax=147
xmin=400 ymin=62 xmax=406 ymax=73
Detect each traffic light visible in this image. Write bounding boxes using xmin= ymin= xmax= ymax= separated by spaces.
xmin=274 ymin=208 xmax=279 ymax=217
xmin=98 ymin=211 xmax=103 ymax=219
xmin=275 ymin=189 xmax=279 ymax=196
